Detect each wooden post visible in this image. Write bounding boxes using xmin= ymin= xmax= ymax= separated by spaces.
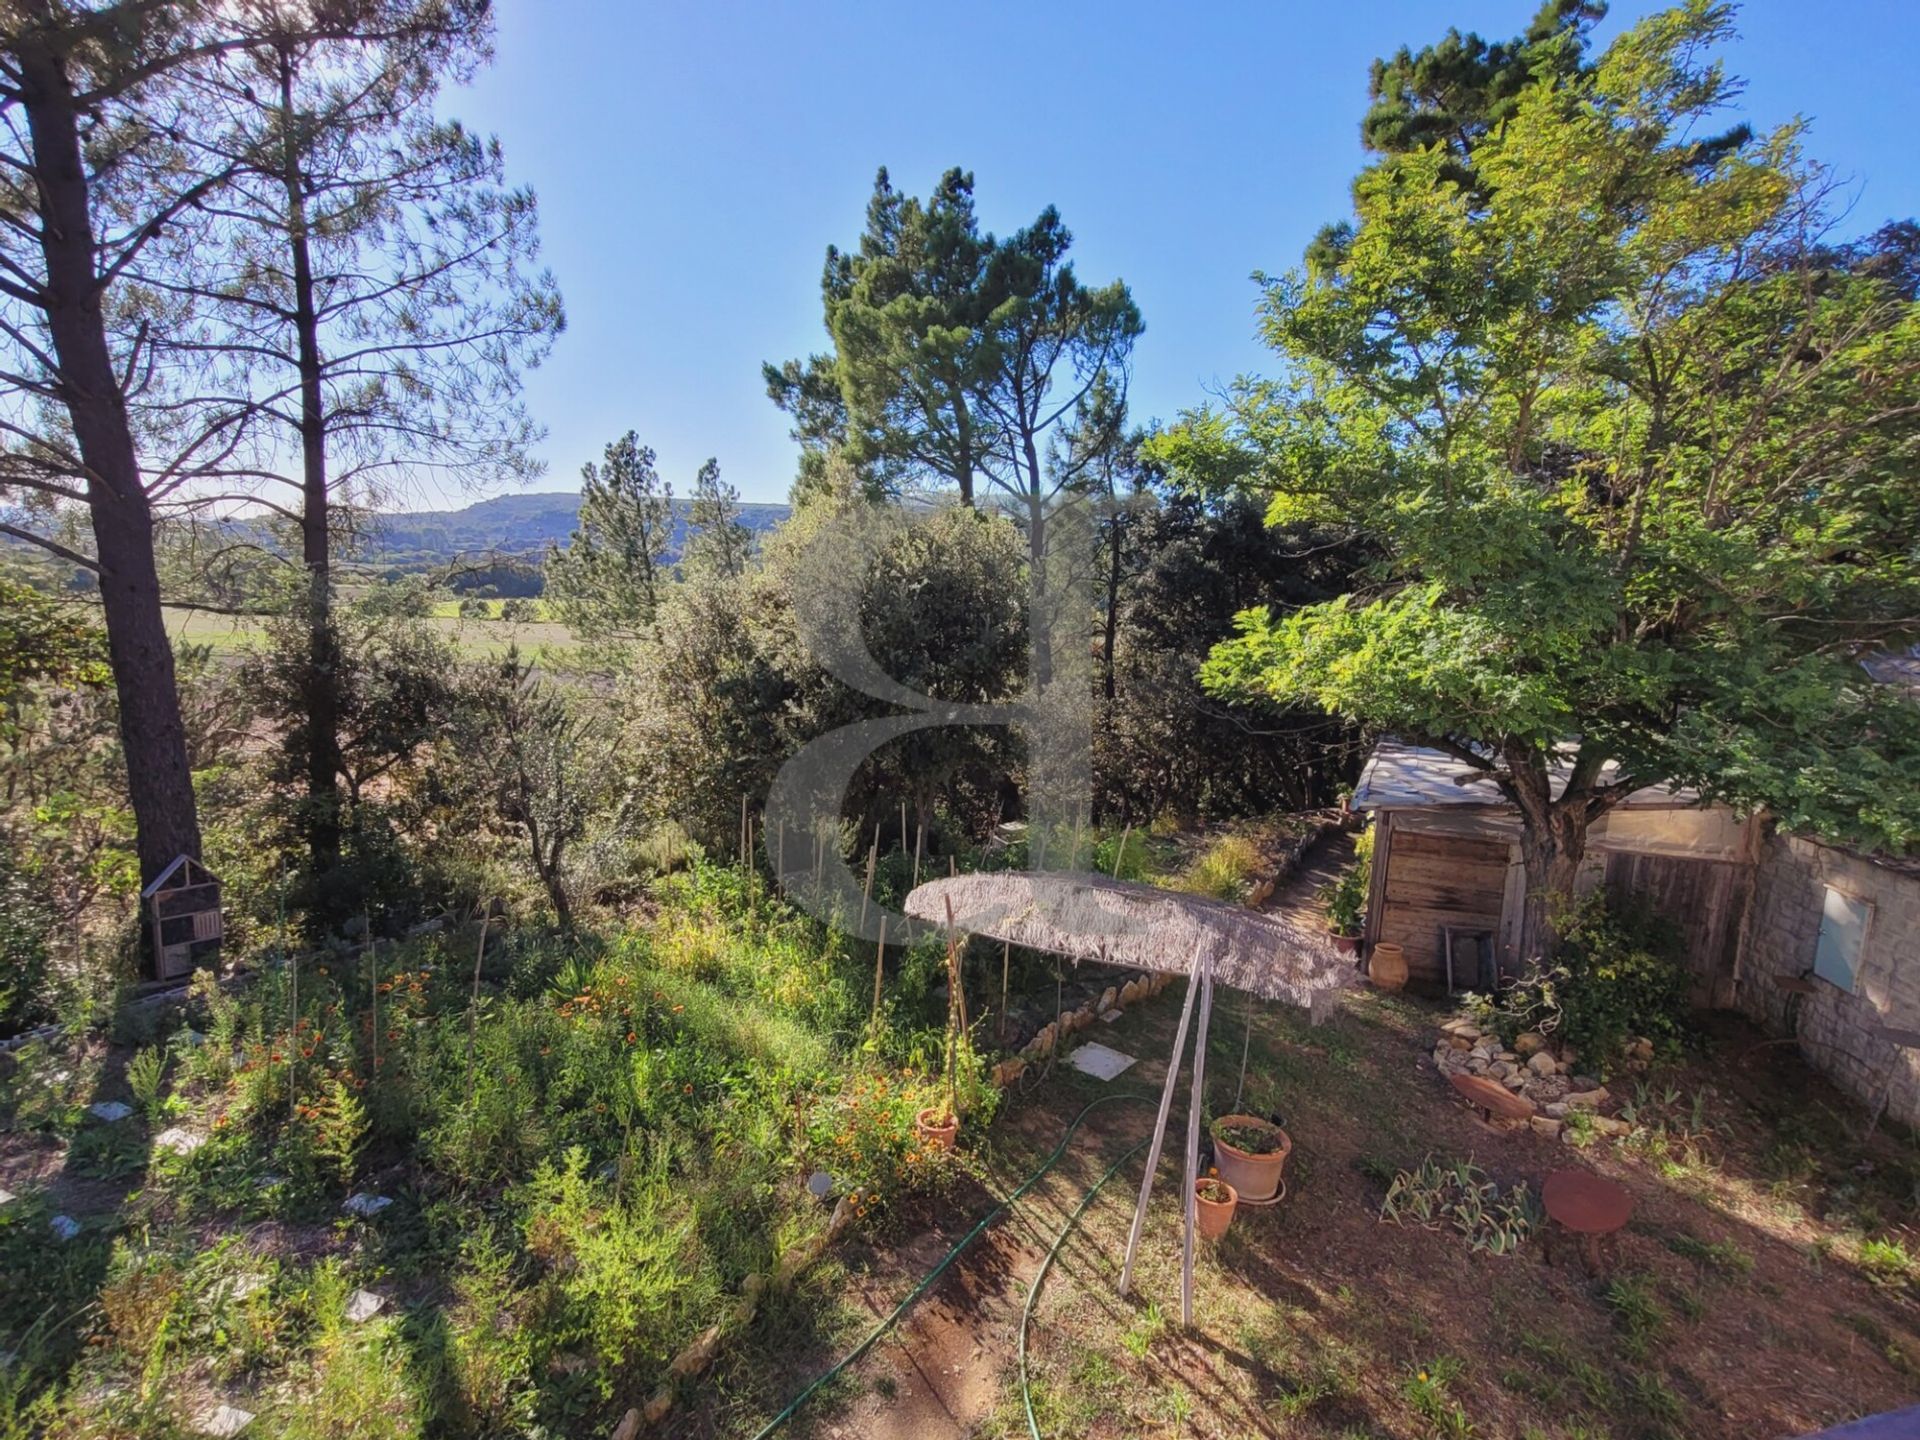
xmin=287 ymin=948 xmax=298 ymax=1123
xmin=999 ymin=938 xmax=1011 ymax=1046
xmin=913 ymin=819 xmax=924 ymax=888
xmin=366 ymin=911 xmax=378 ymax=1078
xmin=775 ymin=819 xmax=785 ymax=883
xmin=860 ymin=842 xmax=876 ymax=939
xmin=1181 ymin=948 xmax=1217 ymax=1329
xmin=464 ymin=903 xmax=492 ymax=1108
xmin=1234 ymin=991 xmax=1255 ymax=1113
xmin=872 ymin=915 xmax=887 ymax=1026
xmin=942 ymin=897 xmax=962 ymax=1120
xmin=901 ymin=800 xmax=909 ymax=855
xmin=1113 ymin=823 xmax=1132 ymax=879
xmin=1120 ymin=937 xmax=1206 ymax=1298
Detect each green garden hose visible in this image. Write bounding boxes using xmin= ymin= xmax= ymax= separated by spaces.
xmin=746 ymin=1090 xmax=1156 ymax=1440
xmin=1018 ymin=1133 xmax=1152 ymax=1440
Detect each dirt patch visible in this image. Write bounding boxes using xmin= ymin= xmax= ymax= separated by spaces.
xmin=754 ymin=986 xmax=1920 ymax=1439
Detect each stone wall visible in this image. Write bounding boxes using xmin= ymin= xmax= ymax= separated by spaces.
xmin=1734 ymin=833 xmax=1920 ymax=1126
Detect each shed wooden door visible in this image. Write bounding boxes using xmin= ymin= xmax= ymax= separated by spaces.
xmin=1379 ymin=828 xmax=1510 ymax=988
xmin=1602 ymin=852 xmax=1749 ymax=1007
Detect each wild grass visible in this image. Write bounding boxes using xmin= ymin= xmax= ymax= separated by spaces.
xmin=0 ymin=857 xmax=988 ymax=1437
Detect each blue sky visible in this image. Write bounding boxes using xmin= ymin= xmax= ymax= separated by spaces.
xmin=440 ymin=1 xmax=1920 ymax=508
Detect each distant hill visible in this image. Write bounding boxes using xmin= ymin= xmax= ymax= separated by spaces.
xmin=358 ymin=491 xmax=790 ymax=571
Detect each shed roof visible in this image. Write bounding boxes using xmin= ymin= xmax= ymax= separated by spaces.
xmin=1352 ymin=741 xmax=1703 ymax=813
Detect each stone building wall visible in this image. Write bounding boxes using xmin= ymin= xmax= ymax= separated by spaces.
xmin=1734 ymin=833 xmax=1920 ymax=1126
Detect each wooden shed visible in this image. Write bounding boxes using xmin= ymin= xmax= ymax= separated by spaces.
xmin=143 ymin=854 xmax=223 ymax=981
xmin=1352 ymin=742 xmax=1759 ymax=1002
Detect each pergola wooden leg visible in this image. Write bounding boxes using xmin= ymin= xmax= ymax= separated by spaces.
xmin=1181 ymin=950 xmax=1217 ymax=1330
xmin=1119 ymin=938 xmax=1205 ymax=1298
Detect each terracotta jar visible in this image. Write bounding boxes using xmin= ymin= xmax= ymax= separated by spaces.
xmin=914 ymin=1107 xmax=958 ymax=1151
xmin=1368 ymin=941 xmax=1408 ymax=992
xmin=1194 ymin=1179 xmax=1238 ymax=1240
xmin=1210 ymin=1115 xmax=1291 ymax=1203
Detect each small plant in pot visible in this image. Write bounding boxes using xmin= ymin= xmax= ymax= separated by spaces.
xmin=1195 ymin=1175 xmax=1238 ymax=1239
xmin=1210 ymin=1114 xmax=1291 ymax=1202
xmin=1317 ymin=828 xmax=1373 ymax=955
xmin=916 ymin=907 xmax=971 ymax=1151
xmin=1319 ymin=868 xmax=1365 ymax=954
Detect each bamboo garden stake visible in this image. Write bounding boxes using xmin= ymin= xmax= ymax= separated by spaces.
xmin=860 ymin=842 xmax=876 ymax=939
xmin=464 ymin=903 xmax=493 ymax=1108
xmin=1000 ymin=938 xmax=1010 ymax=1045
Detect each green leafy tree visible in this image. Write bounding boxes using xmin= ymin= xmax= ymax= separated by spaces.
xmin=458 ymin=650 xmax=603 ymax=930
xmin=545 ymin=432 xmax=675 ymax=650
xmin=1159 ymin=3 xmax=1920 ymax=958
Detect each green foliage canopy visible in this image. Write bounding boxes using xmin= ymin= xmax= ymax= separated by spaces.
xmin=1152 ymin=3 xmax=1920 ymax=923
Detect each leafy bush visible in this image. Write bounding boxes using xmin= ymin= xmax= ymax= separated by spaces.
xmin=1477 ymin=894 xmax=1691 ymax=1075
xmin=1316 ymin=825 xmax=1372 ymax=936
xmin=521 ymin=1145 xmax=718 ymax=1377
xmin=1180 ymin=833 xmax=1263 ymax=903
xmin=0 ymin=852 xmax=55 ymax=1034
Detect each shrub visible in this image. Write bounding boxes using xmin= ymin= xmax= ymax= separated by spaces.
xmin=1481 ymin=894 xmax=1691 ymax=1074
xmin=1181 ymin=832 xmax=1263 ymax=903
xmin=1860 ymin=1237 xmax=1913 ymax=1285
xmin=0 ymin=852 xmax=55 ymax=1034
xmin=521 ymin=1146 xmax=718 ymax=1376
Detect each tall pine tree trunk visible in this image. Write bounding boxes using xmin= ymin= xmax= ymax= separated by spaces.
xmin=279 ymin=47 xmax=345 ymax=902
xmin=18 ymin=33 xmax=202 ymax=888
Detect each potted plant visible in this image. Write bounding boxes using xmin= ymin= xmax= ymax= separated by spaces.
xmin=916 ymin=911 xmax=970 ymax=1151
xmin=1210 ymin=1114 xmax=1291 ymax=1202
xmin=1319 ymin=865 xmax=1366 ymax=954
xmin=1195 ymin=1176 xmax=1238 ymax=1239
xmin=914 ymin=1105 xmax=958 ymax=1151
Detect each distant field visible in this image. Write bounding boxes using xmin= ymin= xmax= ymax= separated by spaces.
xmin=164 ymin=605 xmax=581 ymax=660
xmin=427 ymin=598 xmax=556 ymax=620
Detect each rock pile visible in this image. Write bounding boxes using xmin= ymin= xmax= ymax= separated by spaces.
xmin=1431 ymin=1012 xmax=1630 ymax=1140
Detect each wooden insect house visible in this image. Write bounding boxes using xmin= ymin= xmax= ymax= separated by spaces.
xmin=143 ymin=854 xmax=223 ymax=980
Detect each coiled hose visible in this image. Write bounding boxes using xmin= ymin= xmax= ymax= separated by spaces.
xmin=746 ymin=1090 xmax=1157 ymax=1440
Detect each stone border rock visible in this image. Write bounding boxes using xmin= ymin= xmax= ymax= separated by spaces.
xmin=1429 ymin=1010 xmax=1632 ymax=1142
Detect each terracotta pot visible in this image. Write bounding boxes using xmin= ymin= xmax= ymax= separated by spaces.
xmin=1194 ymin=1179 xmax=1238 ymax=1240
xmin=1368 ymin=941 xmax=1408 ymax=992
xmin=914 ymin=1107 xmax=958 ymax=1151
xmin=1211 ymin=1115 xmax=1291 ymax=1202
xmin=1330 ymin=931 xmax=1360 ymax=956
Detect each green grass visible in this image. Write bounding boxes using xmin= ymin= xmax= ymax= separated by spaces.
xmin=0 ymin=859 xmax=983 ymax=1438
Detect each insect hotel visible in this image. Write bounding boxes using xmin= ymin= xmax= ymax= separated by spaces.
xmin=143 ymin=854 xmax=223 ymax=980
